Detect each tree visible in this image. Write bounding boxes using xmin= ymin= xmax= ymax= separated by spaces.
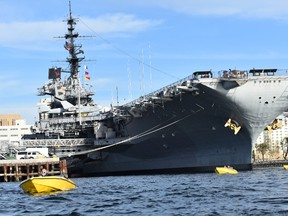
xmin=255 ymin=143 xmax=270 ymax=161
xmin=281 ymin=137 xmax=288 ymax=160
xmin=252 ymin=149 xmax=256 ymax=162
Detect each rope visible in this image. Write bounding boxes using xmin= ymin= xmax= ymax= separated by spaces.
xmin=78 ymin=18 xmax=180 ymax=80
xmin=61 ymin=112 xmax=195 ymax=158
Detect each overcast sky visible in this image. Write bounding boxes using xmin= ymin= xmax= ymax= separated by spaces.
xmin=1 ymin=0 xmax=288 ymax=124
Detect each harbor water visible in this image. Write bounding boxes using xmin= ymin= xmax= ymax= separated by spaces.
xmin=1 ymin=167 xmax=288 ymax=215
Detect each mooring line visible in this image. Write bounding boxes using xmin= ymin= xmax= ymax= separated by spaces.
xmin=62 ymin=113 xmax=194 ymax=158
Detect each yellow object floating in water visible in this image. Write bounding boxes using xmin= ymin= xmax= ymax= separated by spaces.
xmin=283 ymin=165 xmax=288 ymax=170
xmin=20 ymin=176 xmax=76 ymax=195
xmin=215 ymin=167 xmax=238 ymax=175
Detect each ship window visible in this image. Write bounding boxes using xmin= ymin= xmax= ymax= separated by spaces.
xmin=265 ymin=101 xmax=268 ymax=104
xmin=259 ymin=97 xmax=261 ymax=99
xmin=259 ymin=81 xmax=261 ymax=83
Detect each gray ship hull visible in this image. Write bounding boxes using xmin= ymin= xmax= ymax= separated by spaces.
xmin=68 ymin=79 xmax=255 ymax=177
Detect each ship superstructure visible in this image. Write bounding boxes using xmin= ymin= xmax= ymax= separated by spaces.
xmin=23 ymin=2 xmax=131 ymax=157
xmin=36 ymin=3 xmax=96 ymax=139
xmin=22 ymin=3 xmax=288 ymax=177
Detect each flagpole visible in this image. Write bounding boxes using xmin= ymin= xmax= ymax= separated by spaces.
xmin=83 ymin=65 xmax=85 ymax=88
xmin=78 ymin=73 xmax=82 ymax=126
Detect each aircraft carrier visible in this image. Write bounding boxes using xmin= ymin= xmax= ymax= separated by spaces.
xmin=22 ymin=2 xmax=288 ymax=177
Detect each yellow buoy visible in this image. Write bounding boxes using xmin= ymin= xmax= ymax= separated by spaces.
xmin=215 ymin=166 xmax=238 ymax=175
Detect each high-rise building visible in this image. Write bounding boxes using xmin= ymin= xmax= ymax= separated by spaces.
xmin=255 ymin=114 xmax=288 ymax=160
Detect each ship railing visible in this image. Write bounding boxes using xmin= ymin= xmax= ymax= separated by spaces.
xmin=219 ymin=70 xmax=249 ymax=79
xmin=65 ymin=91 xmax=95 ymax=98
xmin=20 ymin=138 xmax=94 ymax=147
xmin=219 ymin=69 xmax=288 ymax=79
xmin=122 ymin=69 xmax=251 ymax=108
xmin=222 ymin=68 xmax=288 ymax=78
xmin=249 ymin=68 xmax=277 ymax=76
xmin=104 ymin=67 xmax=284 ymax=110
xmin=122 ymin=74 xmax=195 ymax=108
xmin=40 ymin=114 xmax=109 ymax=125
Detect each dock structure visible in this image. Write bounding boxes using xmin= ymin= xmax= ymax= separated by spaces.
xmin=0 ymin=158 xmax=68 ymax=182
xmin=253 ymin=160 xmax=288 ymax=168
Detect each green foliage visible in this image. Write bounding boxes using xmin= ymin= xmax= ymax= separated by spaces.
xmin=255 ymin=142 xmax=270 ymax=161
xmin=281 ymin=137 xmax=288 ymax=160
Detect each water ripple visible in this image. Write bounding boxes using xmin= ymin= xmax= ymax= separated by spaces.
xmin=2 ymin=167 xmax=288 ymax=215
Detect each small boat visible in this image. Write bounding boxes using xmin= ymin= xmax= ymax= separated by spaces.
xmin=283 ymin=165 xmax=288 ymax=170
xmin=20 ymin=176 xmax=76 ymax=195
xmin=215 ymin=166 xmax=238 ymax=175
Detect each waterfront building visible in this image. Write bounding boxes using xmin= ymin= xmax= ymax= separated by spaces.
xmin=0 ymin=114 xmax=33 ymax=153
xmin=254 ymin=114 xmax=288 ymax=160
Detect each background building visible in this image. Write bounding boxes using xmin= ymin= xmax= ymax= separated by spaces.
xmin=0 ymin=114 xmax=21 ymax=126
xmin=0 ymin=114 xmax=33 ymax=154
xmin=254 ymin=114 xmax=288 ymax=160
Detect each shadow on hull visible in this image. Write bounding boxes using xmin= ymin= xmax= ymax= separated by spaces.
xmin=69 ymin=163 xmax=252 ymax=178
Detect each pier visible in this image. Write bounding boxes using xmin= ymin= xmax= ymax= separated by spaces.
xmin=0 ymin=158 xmax=68 ymax=182
xmin=253 ymin=160 xmax=288 ymax=168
